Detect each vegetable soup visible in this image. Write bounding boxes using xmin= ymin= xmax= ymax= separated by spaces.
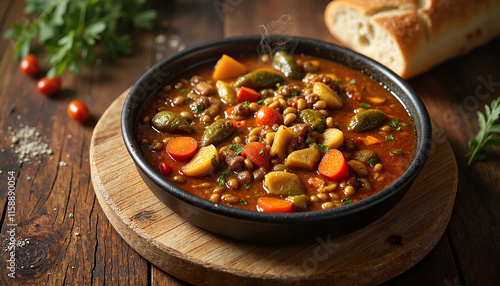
xmin=135 ymin=52 xmax=416 ymax=212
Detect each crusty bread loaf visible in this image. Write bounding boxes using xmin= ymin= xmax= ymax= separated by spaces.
xmin=324 ymin=0 xmax=500 ymax=78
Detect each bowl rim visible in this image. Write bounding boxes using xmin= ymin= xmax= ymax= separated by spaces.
xmin=121 ymin=35 xmax=432 ymax=224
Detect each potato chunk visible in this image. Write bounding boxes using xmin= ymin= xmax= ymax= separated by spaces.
xmin=284 ymin=144 xmax=321 ymax=170
xmin=269 ymin=125 xmax=295 ymax=161
xmin=264 ymin=171 xmax=306 ymax=196
xmin=216 ymin=80 xmax=238 ymax=105
xmin=313 ymin=82 xmax=343 ymax=109
xmin=181 ymin=145 xmax=218 ymax=177
xmin=321 ymin=128 xmax=344 ymax=149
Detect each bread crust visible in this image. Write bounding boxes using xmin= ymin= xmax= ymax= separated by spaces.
xmin=324 ymin=0 xmax=500 ymax=78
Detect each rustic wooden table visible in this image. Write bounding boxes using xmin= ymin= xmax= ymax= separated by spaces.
xmin=1 ymin=0 xmax=499 ymax=285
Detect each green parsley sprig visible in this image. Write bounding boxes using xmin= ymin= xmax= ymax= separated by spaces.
xmin=467 ymin=97 xmax=500 ymax=165
xmin=4 ymin=0 xmax=157 ymax=77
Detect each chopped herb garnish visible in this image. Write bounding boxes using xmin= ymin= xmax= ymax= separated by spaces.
xmin=359 ymin=102 xmax=371 ymax=108
xmin=255 ymin=194 xmax=264 ymax=198
xmin=291 ymin=89 xmax=299 ymax=97
xmin=348 ymin=79 xmax=356 ymax=85
xmin=69 ymin=213 xmax=74 ymax=219
xmin=341 ymin=198 xmax=353 ymax=205
xmin=256 ymin=99 xmax=264 ymax=104
xmin=259 ymin=149 xmax=264 ymax=155
xmin=361 ymin=86 xmax=365 ymax=91
xmin=385 ymin=135 xmax=395 ymax=141
xmin=220 ymin=166 xmax=231 ymax=175
xmin=232 ymin=143 xmax=243 ymax=155
xmin=217 ymin=175 xmax=225 ymax=186
xmin=394 ymin=126 xmax=402 ymax=131
xmin=240 ymin=199 xmax=248 ymax=205
xmin=192 ymin=104 xmax=204 ymax=113
xmin=388 ymin=119 xmax=399 ymax=127
xmin=211 ymin=155 xmax=218 ymax=167
xmin=195 ymin=126 xmax=208 ymax=130
xmin=318 ymin=144 xmax=329 ymax=152
xmin=184 ymin=97 xmax=191 ymax=103
xmin=244 ymin=185 xmax=250 ymax=190
xmin=284 ymin=169 xmax=288 ymax=173
xmin=242 ymin=101 xmax=250 ymax=108
xmin=367 ymin=158 xmax=377 ymax=167
xmin=275 ymin=82 xmax=281 ymax=89
xmin=180 ymin=88 xmax=189 ymax=93
xmin=333 ymin=78 xmax=341 ymax=82
xmin=389 ymin=119 xmax=407 ymax=128
xmin=392 ymin=150 xmax=405 ymax=156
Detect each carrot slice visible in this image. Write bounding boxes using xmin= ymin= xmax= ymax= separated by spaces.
xmin=257 ymin=197 xmax=293 ymax=213
xmin=237 ymin=86 xmax=260 ymax=102
xmin=167 ymin=137 xmax=198 ymax=160
xmin=255 ymin=106 xmax=283 ymax=126
xmin=241 ymin=142 xmax=270 ymax=168
xmin=318 ymin=149 xmax=350 ymax=181
xmin=213 ymin=54 xmax=248 ymax=80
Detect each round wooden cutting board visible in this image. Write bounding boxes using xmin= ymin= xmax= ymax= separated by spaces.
xmin=90 ymin=89 xmax=458 ymax=286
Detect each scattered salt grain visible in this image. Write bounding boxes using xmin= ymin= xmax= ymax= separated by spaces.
xmin=8 ymin=125 xmax=51 ymax=163
xmin=59 ymin=161 xmax=68 ymax=167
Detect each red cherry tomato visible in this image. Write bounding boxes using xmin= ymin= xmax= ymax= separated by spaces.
xmin=67 ymin=100 xmax=90 ymax=123
xmin=19 ymin=54 xmax=40 ymax=77
xmin=37 ymin=76 xmax=61 ymax=96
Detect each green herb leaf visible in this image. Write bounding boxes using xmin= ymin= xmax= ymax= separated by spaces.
xmin=318 ymin=144 xmax=329 ymax=152
xmin=242 ymin=101 xmax=250 ymax=108
xmin=184 ymin=97 xmax=191 ymax=103
xmin=256 ymin=99 xmax=264 ymax=104
xmin=341 ymin=198 xmax=353 ymax=205
xmin=385 ymin=135 xmax=395 ymax=141
xmin=180 ymin=88 xmax=189 ymax=93
xmin=367 ymin=158 xmax=377 ymax=167
xmin=467 ymin=97 xmax=500 ymax=165
xmin=291 ymin=89 xmax=299 ymax=97
xmin=192 ymin=104 xmax=204 ymax=113
xmin=333 ymin=78 xmax=341 ymax=83
xmin=211 ymin=155 xmax=218 ymax=167
xmin=348 ymin=79 xmax=356 ymax=85
xmin=217 ymin=175 xmax=225 ymax=186
xmin=391 ymin=150 xmax=405 ymax=156
xmin=359 ymin=103 xmax=371 ymax=108
xmin=259 ymin=149 xmax=264 ymax=155
xmin=388 ymin=119 xmax=399 ymax=127
xmin=275 ymin=82 xmax=281 ymax=89
xmin=232 ymin=143 xmax=243 ymax=155
xmin=240 ymin=199 xmax=247 ymax=205
xmin=244 ymin=185 xmax=250 ymax=190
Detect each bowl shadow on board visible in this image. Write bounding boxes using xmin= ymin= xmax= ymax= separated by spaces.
xmin=121 ymin=35 xmax=432 ymax=245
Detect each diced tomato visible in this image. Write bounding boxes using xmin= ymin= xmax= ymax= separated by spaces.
xmin=241 ymin=142 xmax=270 ymax=168
xmin=255 ymin=106 xmax=283 ymax=126
xmin=229 ymin=120 xmax=246 ymax=129
xmin=225 ymin=106 xmax=234 ymax=119
xmin=237 ymin=87 xmax=260 ymax=102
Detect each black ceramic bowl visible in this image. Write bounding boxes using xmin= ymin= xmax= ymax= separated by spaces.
xmin=122 ymin=36 xmax=431 ymax=244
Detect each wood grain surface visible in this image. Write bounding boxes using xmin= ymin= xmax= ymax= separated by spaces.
xmin=90 ymin=89 xmax=458 ymax=286
xmin=1 ymin=0 xmax=499 ymax=285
